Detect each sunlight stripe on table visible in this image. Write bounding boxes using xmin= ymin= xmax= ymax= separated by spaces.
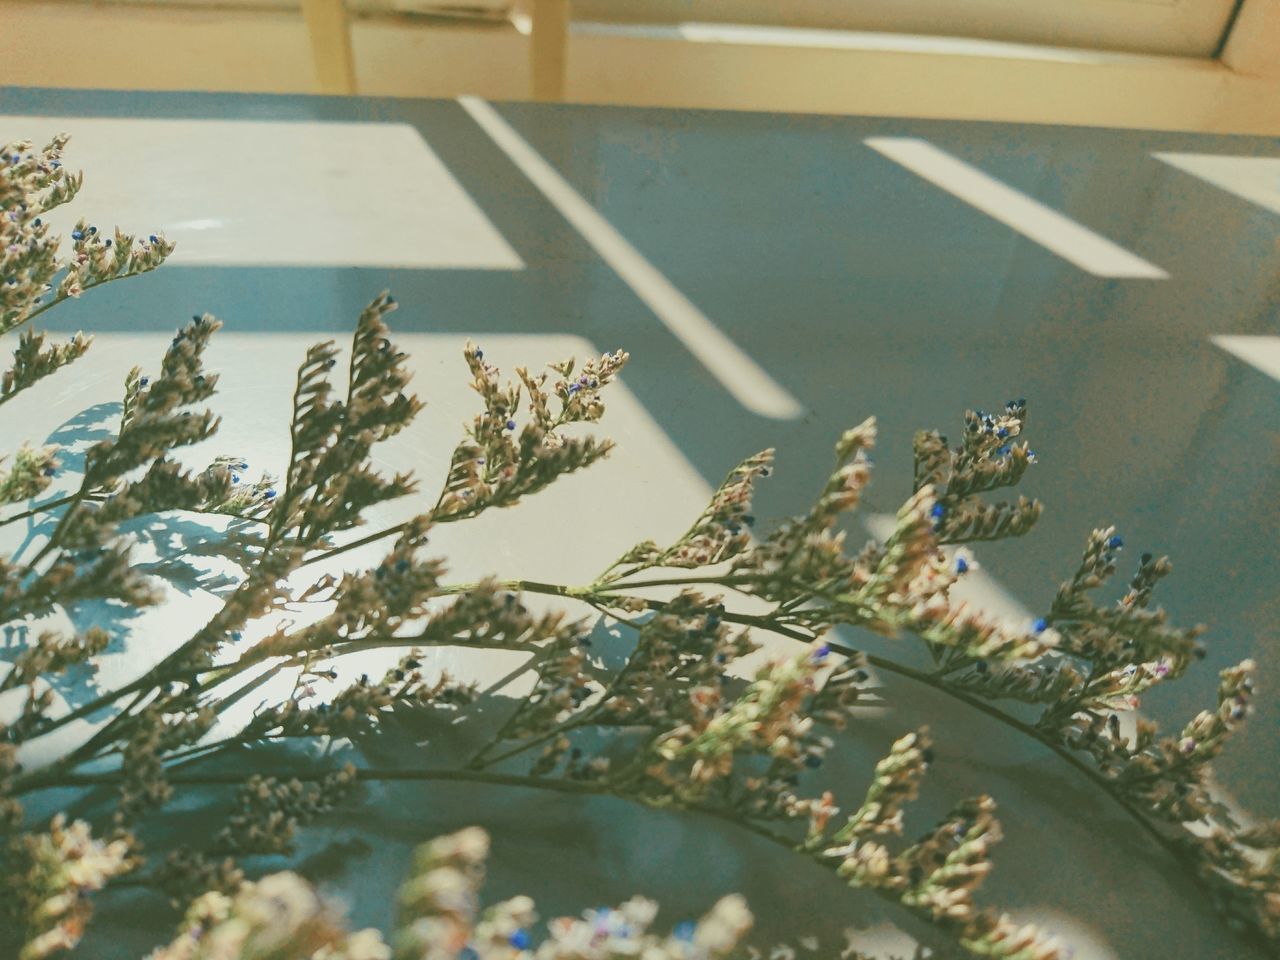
xmin=1212 ymin=335 xmax=1280 ymax=381
xmin=865 ymin=136 xmax=1168 ymax=279
xmin=459 ymin=96 xmax=804 ymax=421
xmin=1155 ymin=153 xmax=1280 ymax=217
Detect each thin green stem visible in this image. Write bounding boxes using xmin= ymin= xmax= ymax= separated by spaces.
xmin=53 ymin=765 xmax=606 ymax=796
xmin=471 ymin=637 xmax=639 ymax=770
xmin=14 ymin=276 xmax=102 ymax=331
xmin=0 ymin=492 xmax=80 ymax=527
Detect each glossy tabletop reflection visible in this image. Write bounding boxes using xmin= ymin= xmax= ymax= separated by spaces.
xmin=1 ymin=86 xmax=1277 ymax=960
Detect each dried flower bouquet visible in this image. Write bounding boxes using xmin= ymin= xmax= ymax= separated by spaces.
xmin=1 ymin=135 xmax=1276 ymax=960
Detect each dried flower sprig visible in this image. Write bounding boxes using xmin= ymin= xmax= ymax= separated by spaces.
xmin=432 ymin=343 xmax=625 ymax=522
xmin=3 ymin=312 xmax=1064 ymax=958
xmin=2 ymin=135 xmax=173 ymax=347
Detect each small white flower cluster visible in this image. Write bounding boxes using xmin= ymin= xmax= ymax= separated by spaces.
xmin=146 ymin=828 xmax=752 ymax=960
xmin=147 ymin=871 xmax=388 ymax=960
xmin=9 ymin=814 xmax=131 ymax=960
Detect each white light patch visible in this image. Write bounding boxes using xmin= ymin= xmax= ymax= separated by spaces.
xmin=1155 ymin=152 xmax=1280 ymax=217
xmin=1212 ymin=335 xmax=1280 ymax=381
xmin=0 ymin=116 xmax=525 ymax=269
xmin=866 ymin=136 xmax=1168 ymax=279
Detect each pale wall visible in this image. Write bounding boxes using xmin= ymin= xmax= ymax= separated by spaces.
xmin=2 ymin=0 xmax=1279 ymax=135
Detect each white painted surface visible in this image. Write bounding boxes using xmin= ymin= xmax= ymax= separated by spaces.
xmin=1212 ymin=334 xmax=1280 ymax=381
xmin=1155 ymin=153 xmax=1280 ymax=217
xmin=866 ymin=136 xmax=1169 ymax=278
xmin=0 ymin=117 xmax=526 ymax=270
xmin=578 ymin=22 xmax=1172 ymax=66
xmin=459 ymin=96 xmax=805 ymax=421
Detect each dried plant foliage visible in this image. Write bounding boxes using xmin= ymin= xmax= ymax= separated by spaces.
xmin=1 ymin=135 xmax=1275 ymax=960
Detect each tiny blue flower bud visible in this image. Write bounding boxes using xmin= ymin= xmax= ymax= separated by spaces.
xmin=931 ymin=503 xmax=945 ymax=520
xmin=1032 ymin=618 xmax=1048 ymax=633
xmin=395 ymin=558 xmax=410 ymax=573
xmin=955 ymin=557 xmax=969 ymax=575
xmin=475 ymin=348 xmax=483 ymax=359
xmin=139 ymin=376 xmax=149 ymax=387
xmin=813 ymin=643 xmax=830 ymax=660
xmin=33 ymin=218 xmax=40 ymax=226
xmin=673 ymin=921 xmax=697 ymax=942
xmin=149 ymin=235 xmax=158 ymax=243
xmin=506 ymin=419 xmax=516 ymax=431
xmin=71 ymin=230 xmax=83 ymax=241
xmin=264 ymin=489 xmax=277 ymax=499
xmin=996 ymin=427 xmax=1009 ymax=438
xmin=1107 ymin=535 xmax=1124 ymax=550
xmin=509 ymin=929 xmax=531 ymax=950
xmin=231 ymin=475 xmax=240 ymax=484
xmin=104 ymin=238 xmax=111 ymax=247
